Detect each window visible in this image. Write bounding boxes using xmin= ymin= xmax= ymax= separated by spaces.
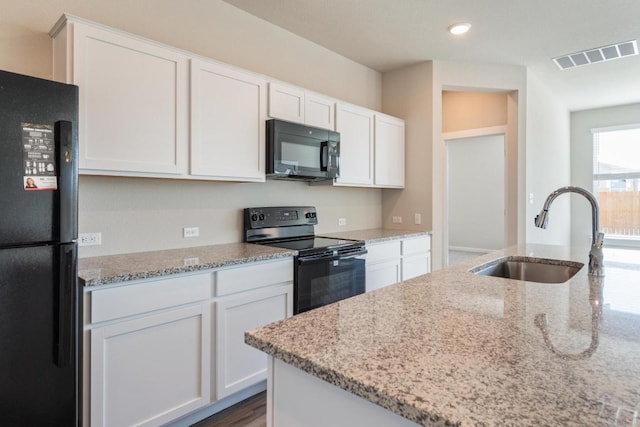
xmin=592 ymin=125 xmax=640 ymax=247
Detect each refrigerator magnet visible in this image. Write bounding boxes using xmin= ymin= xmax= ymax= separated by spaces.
xmin=21 ymin=122 xmax=58 ymax=191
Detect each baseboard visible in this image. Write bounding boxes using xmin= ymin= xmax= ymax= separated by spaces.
xmin=449 ymin=246 xmax=491 ymax=253
xmin=165 ymin=381 xmax=267 ymax=427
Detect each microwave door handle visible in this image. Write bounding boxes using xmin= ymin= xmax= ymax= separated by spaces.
xmin=320 ymin=141 xmax=328 ymax=171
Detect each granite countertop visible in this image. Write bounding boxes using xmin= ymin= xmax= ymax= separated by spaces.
xmin=245 ymin=244 xmax=640 ymax=426
xmin=78 ymin=243 xmax=296 ymax=286
xmin=322 ymin=228 xmax=429 ymax=244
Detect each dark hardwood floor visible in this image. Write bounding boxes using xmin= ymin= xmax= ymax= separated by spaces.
xmin=191 ymin=392 xmax=266 ymax=427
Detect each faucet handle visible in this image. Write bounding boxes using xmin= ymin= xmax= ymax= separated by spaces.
xmin=594 ymin=232 xmax=604 ymax=247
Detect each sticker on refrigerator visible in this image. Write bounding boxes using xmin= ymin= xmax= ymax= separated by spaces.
xmin=22 ymin=122 xmax=57 ymax=191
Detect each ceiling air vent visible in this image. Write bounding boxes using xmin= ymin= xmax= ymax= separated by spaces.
xmin=553 ymin=40 xmax=638 ymax=70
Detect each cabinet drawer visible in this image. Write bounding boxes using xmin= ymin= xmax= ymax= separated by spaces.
xmin=402 ymin=236 xmax=431 ymax=256
xmin=90 ymin=273 xmax=211 ymax=323
xmin=215 ymin=259 xmax=293 ymax=296
xmin=366 ymin=240 xmax=401 ymax=263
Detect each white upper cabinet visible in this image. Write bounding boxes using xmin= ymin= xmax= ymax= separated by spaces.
xmin=268 ymin=82 xmax=305 ymax=123
xmin=268 ymin=82 xmax=335 ymax=130
xmin=50 ymin=15 xmax=403 ymax=185
xmin=190 ymin=59 xmax=266 ymax=181
xmin=305 ymin=92 xmax=336 ymax=130
xmin=52 ymin=18 xmax=189 ymax=175
xmin=374 ymin=113 xmax=405 ymax=188
xmin=335 ymin=103 xmax=375 ymax=186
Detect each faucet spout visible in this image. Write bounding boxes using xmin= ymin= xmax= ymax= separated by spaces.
xmin=534 ymin=186 xmax=604 ymax=276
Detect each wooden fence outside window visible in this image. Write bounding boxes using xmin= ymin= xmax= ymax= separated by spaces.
xmin=598 ymin=191 xmax=640 ymax=237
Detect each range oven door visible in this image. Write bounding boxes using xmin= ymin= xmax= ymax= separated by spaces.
xmin=294 ymin=248 xmax=366 ymax=314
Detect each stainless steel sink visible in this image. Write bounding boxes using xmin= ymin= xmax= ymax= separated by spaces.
xmin=471 ymin=257 xmax=584 ymax=284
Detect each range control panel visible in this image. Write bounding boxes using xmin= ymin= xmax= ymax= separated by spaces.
xmin=244 ymin=206 xmax=318 ymax=229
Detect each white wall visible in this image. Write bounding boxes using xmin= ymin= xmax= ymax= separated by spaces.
xmin=447 ymin=134 xmax=505 ymax=251
xmin=570 ymin=103 xmax=640 ymax=246
xmin=0 ymin=1 xmax=384 ymax=257
xmin=525 ymin=71 xmax=571 ymax=245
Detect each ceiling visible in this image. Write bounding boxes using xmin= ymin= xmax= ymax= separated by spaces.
xmin=224 ymin=0 xmax=640 ymax=112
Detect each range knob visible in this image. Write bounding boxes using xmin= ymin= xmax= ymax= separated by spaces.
xmin=259 ymin=214 xmax=265 ymax=221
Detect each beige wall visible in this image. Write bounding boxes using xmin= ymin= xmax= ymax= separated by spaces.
xmin=381 ymin=62 xmax=434 ymax=237
xmin=570 ymin=103 xmax=640 ymax=246
xmin=0 ymin=1 xmax=384 ymax=257
xmin=442 ymin=91 xmax=508 ymax=133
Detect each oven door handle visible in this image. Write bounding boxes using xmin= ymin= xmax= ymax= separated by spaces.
xmin=298 ymin=249 xmax=367 ymax=264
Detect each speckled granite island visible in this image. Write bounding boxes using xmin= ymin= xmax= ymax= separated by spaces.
xmin=245 ymin=244 xmax=640 ymax=426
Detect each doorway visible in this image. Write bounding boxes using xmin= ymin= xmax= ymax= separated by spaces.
xmin=445 ymin=131 xmax=506 ymax=265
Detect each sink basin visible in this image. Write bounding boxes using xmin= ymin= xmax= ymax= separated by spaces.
xmin=470 ymin=257 xmax=584 ymax=284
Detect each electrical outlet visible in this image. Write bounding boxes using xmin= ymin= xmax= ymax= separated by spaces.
xmin=79 ymin=232 xmax=102 ymax=246
xmin=392 ymin=216 xmax=402 ymax=224
xmin=183 ymin=227 xmax=200 ymax=238
xmin=183 ymin=257 xmax=199 ymax=266
xmin=338 ymin=218 xmax=347 ymax=226
xmin=414 ymin=213 xmax=422 ymax=225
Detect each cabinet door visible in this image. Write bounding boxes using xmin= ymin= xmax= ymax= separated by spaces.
xmin=366 ymin=259 xmax=401 ymax=292
xmin=374 ymin=114 xmax=405 ymax=188
xmin=216 ymin=284 xmax=292 ymax=399
xmin=335 ymin=103 xmax=374 ymax=186
xmin=268 ymin=82 xmax=305 ymax=124
xmin=401 ymin=236 xmax=431 ymax=280
xmin=305 ymin=93 xmax=335 ymax=130
xmin=365 ymin=240 xmax=402 ymax=291
xmin=72 ymin=23 xmax=188 ymax=175
xmin=190 ymin=59 xmax=266 ymax=181
xmin=402 ymin=253 xmax=431 ymax=280
xmin=91 ymin=305 xmax=211 ymax=427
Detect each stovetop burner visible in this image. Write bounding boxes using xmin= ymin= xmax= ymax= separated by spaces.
xmin=258 ymin=236 xmax=361 ymax=254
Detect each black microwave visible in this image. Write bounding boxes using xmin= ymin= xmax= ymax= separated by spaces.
xmin=266 ymin=119 xmax=340 ymax=181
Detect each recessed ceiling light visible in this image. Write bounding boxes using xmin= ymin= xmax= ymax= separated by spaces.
xmin=448 ymin=23 xmax=471 ymax=35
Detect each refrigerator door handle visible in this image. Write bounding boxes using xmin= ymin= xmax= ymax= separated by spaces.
xmin=56 ymin=120 xmax=78 ymax=243
xmin=55 ymin=243 xmax=76 ymax=367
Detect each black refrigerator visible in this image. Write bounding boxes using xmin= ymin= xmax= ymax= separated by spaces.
xmin=0 ymin=69 xmax=80 ymax=426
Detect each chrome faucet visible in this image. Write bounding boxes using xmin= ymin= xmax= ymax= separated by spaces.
xmin=534 ymin=186 xmax=604 ymax=276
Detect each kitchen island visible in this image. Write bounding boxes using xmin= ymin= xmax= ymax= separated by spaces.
xmin=245 ymin=244 xmax=640 ymax=426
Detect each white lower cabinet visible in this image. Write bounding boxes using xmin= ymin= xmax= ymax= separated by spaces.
xmin=85 ymin=258 xmax=293 ymax=427
xmin=90 ymin=304 xmax=211 ymax=427
xmin=215 ymin=283 xmax=292 ymax=399
xmin=365 ymin=235 xmax=431 ymax=291
xmin=365 ymin=240 xmax=401 ymax=292
xmin=401 ymin=236 xmax=431 ymax=280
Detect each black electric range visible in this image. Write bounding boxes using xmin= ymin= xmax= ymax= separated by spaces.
xmin=244 ymin=206 xmax=366 ymax=314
